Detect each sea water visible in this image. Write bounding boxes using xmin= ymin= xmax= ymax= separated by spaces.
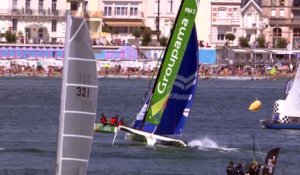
xmin=0 ymin=77 xmax=299 ymax=175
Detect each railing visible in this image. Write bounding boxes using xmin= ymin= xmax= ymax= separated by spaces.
xmin=102 ymin=11 xmax=144 ymax=19
xmin=70 ymin=10 xmax=103 ymax=18
xmin=0 ymin=8 xmax=66 ymax=17
xmin=211 ymin=18 xmax=240 ymax=25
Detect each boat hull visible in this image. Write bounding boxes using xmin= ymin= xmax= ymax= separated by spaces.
xmin=119 ymin=126 xmax=187 ymax=147
xmin=94 ymin=123 xmax=117 ymax=133
xmin=260 ymin=119 xmax=300 ymax=129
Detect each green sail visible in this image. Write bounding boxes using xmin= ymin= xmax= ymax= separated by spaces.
xmin=145 ymin=0 xmax=198 ymax=124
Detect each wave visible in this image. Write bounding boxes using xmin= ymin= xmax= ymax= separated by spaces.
xmin=187 ymin=138 xmax=238 ymax=152
xmin=0 ymin=148 xmax=4 ymax=151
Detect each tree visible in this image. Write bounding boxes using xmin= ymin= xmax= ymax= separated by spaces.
xmin=276 ymin=37 xmax=287 ymax=48
xmin=159 ymin=36 xmax=168 ymax=46
xmin=5 ymin=30 xmax=16 ymax=43
xmin=132 ymin=29 xmax=141 ymax=39
xmin=225 ymin=33 xmax=236 ymax=42
xmin=256 ymin=35 xmax=266 ymax=48
xmin=239 ymin=37 xmax=250 ymax=47
xmin=141 ymin=27 xmax=152 ymax=46
xmin=131 ymin=28 xmax=142 ymax=46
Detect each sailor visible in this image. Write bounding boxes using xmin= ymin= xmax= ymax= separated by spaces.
xmin=109 ymin=116 xmax=118 ymax=126
xmin=226 ymin=160 xmax=234 ymax=175
xmin=233 ymin=161 xmax=245 ymax=175
xmin=100 ymin=113 xmax=108 ymax=125
xmin=118 ymin=117 xmax=125 ymax=126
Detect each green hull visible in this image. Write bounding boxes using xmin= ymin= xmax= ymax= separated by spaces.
xmin=93 ymin=123 xmax=117 ymax=133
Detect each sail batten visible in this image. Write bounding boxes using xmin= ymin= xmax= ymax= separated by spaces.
xmin=63 ymin=134 xmax=93 ymax=139
xmin=64 ymin=111 xmax=96 ymax=115
xmin=62 ymin=158 xmax=89 ymax=162
xmin=66 ymin=83 xmax=98 ymax=88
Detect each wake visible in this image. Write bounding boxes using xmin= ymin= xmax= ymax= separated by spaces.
xmin=187 ymin=138 xmax=238 ymax=152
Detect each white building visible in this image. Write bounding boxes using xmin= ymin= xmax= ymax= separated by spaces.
xmin=210 ymin=0 xmax=242 ymax=47
xmin=240 ymin=0 xmax=268 ymax=44
xmin=144 ymin=0 xmax=180 ymax=39
xmin=0 ymin=0 xmax=69 ymax=44
xmin=195 ymin=0 xmax=211 ymax=45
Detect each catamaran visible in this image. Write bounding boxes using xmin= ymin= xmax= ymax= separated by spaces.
xmin=260 ymin=62 xmax=300 ymax=129
xmin=54 ymin=10 xmax=98 ymax=175
xmin=114 ymin=0 xmax=199 ymax=147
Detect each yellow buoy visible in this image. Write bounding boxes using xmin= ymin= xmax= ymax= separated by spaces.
xmin=249 ymin=99 xmax=262 ymax=112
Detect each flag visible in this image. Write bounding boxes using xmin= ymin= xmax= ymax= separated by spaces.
xmin=264 ymin=147 xmax=280 ymax=175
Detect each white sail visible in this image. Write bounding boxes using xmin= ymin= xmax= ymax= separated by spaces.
xmin=55 ymin=12 xmax=98 ymax=175
xmin=281 ymin=63 xmax=300 ymax=117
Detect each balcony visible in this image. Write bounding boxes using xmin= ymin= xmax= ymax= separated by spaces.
xmin=70 ymin=10 xmax=103 ymax=18
xmin=0 ymin=8 xmax=66 ymax=18
xmin=102 ymin=11 xmax=144 ymax=20
xmin=269 ymin=18 xmax=294 ymax=26
xmin=211 ymin=18 xmax=240 ymax=26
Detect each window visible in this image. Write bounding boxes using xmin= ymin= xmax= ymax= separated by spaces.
xmin=52 ymin=0 xmax=57 ymax=13
xmin=294 ymin=28 xmax=300 ymax=37
xmin=280 ymin=9 xmax=284 ymax=16
xmin=130 ymin=7 xmax=138 ymax=16
xmin=280 ymin=0 xmax=285 ymax=6
xmin=12 ymin=0 xmax=18 ymax=11
xmin=271 ymin=9 xmax=276 ymax=16
xmin=246 ymin=34 xmax=251 ymax=41
xmin=51 ymin=19 xmax=57 ymax=32
xmin=273 ymin=28 xmax=282 ymax=37
xmin=218 ymin=7 xmax=227 ymax=18
xmin=168 ymin=0 xmax=173 ymax=13
xmin=232 ymin=28 xmax=237 ymax=33
xmin=39 ymin=0 xmax=44 ymax=14
xmin=294 ymin=10 xmax=300 ymax=17
xmin=115 ymin=7 xmax=127 ymax=16
xmin=217 ymin=34 xmax=225 ymax=40
xmin=12 ymin=19 xmax=17 ymax=31
xmin=38 ymin=28 xmax=44 ymax=38
xmin=271 ymin=0 xmax=276 ymax=6
xmin=25 ymin=0 xmax=30 ymax=13
xmin=295 ymin=0 xmax=300 ymax=6
xmin=70 ymin=2 xmax=79 ymax=11
xmin=104 ymin=6 xmax=112 ymax=16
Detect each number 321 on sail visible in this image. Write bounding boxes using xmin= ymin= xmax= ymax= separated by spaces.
xmin=76 ymin=87 xmax=90 ymax=98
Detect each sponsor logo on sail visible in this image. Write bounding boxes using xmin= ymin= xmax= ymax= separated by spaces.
xmin=157 ymin=18 xmax=189 ymax=94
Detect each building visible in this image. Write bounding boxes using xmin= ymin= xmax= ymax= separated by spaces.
xmin=210 ymin=0 xmax=242 ymax=47
xmin=0 ymin=0 xmax=69 ymax=44
xmin=69 ymin=0 xmax=102 ymax=40
xmin=99 ymin=0 xmax=146 ymax=45
xmin=195 ymin=0 xmax=211 ymax=45
xmin=240 ymin=0 xmax=268 ymax=44
xmin=261 ymin=0 xmax=300 ymax=49
xmin=144 ymin=0 xmax=180 ymax=40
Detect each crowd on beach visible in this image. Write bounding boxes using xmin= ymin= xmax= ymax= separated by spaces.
xmin=0 ymin=59 xmax=296 ymax=79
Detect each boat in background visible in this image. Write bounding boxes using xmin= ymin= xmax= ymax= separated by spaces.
xmin=261 ymin=62 xmax=300 ymax=129
xmin=114 ymin=0 xmax=199 ymax=147
xmin=54 ymin=9 xmax=98 ymax=175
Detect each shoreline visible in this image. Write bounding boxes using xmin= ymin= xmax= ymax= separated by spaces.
xmin=0 ymin=72 xmax=288 ymax=80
